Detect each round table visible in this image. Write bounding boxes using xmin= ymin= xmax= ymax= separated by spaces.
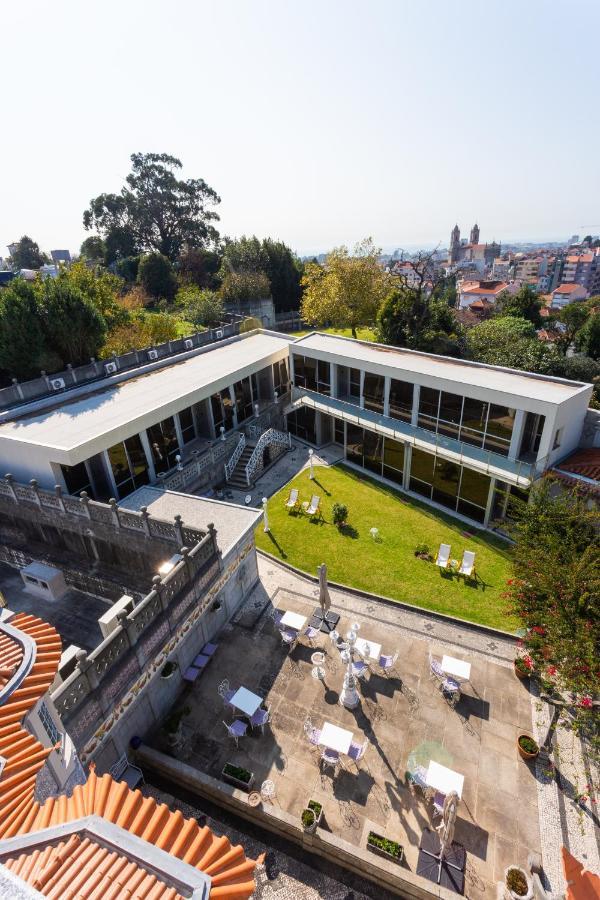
xmin=311 ymin=651 xmax=326 ymax=680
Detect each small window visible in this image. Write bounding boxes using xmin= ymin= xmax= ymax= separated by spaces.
xmin=38 ymin=701 xmax=61 ymax=746
xmin=553 ymin=428 xmax=563 ymax=450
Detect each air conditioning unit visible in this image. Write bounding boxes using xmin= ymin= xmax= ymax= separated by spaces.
xmin=50 ymin=377 xmax=66 ymax=391
xmin=104 ymin=362 xmax=118 ymax=376
xmin=148 ymin=349 xmax=159 ymax=361
xmin=215 ymin=329 xmax=224 ymax=339
xmin=183 ymin=339 xmax=193 ymax=350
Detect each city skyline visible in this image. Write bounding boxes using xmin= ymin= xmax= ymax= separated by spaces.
xmin=2 ymin=0 xmax=599 ymax=257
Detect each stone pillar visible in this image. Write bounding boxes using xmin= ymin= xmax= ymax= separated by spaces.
xmin=403 ymin=445 xmax=412 ymax=492
xmin=108 ymin=498 xmax=121 ymax=528
xmin=139 ymin=506 xmax=151 ymax=535
xmin=484 ymin=477 xmax=496 ymax=527
xmin=3 ymin=473 xmax=17 ymax=500
xmin=228 ymin=386 xmax=238 ymax=429
xmin=139 ymin=430 xmax=157 ymax=483
xmin=173 ymin=414 xmax=185 ymax=453
xmin=79 ymin=492 xmax=92 ymax=519
xmin=152 ymin=575 xmax=169 ymax=612
xmin=29 ymin=479 xmax=42 ymax=508
xmin=75 ymin=650 xmax=100 ymax=690
xmin=411 ymin=385 xmax=420 ymax=427
xmin=208 ymin=522 xmax=220 ymax=561
xmin=54 ymin=485 xmax=66 ymax=513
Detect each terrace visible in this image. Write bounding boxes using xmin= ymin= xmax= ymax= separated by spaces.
xmin=142 ymin=570 xmax=540 ymax=898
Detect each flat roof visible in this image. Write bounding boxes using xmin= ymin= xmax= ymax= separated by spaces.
xmin=292 ymin=333 xmax=588 ymax=404
xmin=120 ymin=486 xmax=261 ymax=557
xmin=0 ymin=332 xmax=290 ymax=457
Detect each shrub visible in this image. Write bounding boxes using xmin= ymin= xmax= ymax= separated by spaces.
xmin=163 ymin=704 xmax=189 ymax=734
xmin=506 ymin=867 xmax=528 ymax=895
xmin=307 ymin=800 xmax=322 ymax=817
xmin=332 ymin=503 xmax=348 ymax=527
xmin=301 ymin=809 xmax=316 ymax=828
xmin=367 ymin=831 xmax=403 ymax=859
xmin=518 ymin=735 xmax=539 ymax=755
xmin=223 ymin=763 xmax=252 ymax=783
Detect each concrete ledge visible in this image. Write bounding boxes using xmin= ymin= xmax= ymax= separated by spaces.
xmin=257 ymin=549 xmax=517 ymax=642
xmin=137 ymin=744 xmax=459 ymax=900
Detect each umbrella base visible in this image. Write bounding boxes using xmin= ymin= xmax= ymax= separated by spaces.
xmin=310 ymin=609 xmax=340 ymax=633
xmin=416 ymin=829 xmax=465 ymax=894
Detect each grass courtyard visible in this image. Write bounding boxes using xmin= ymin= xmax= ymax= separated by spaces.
xmin=290 ymin=325 xmax=377 ymax=341
xmin=255 ymin=464 xmax=517 ymax=631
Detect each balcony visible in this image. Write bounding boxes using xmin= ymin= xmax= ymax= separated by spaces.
xmin=290 ymin=387 xmax=545 ymax=487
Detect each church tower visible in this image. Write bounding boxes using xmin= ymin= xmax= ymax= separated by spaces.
xmin=470 ymin=223 xmax=480 ymax=245
xmin=449 ymin=224 xmax=460 ymax=263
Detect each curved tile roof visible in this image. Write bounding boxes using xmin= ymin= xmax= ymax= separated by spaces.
xmin=0 ymin=612 xmax=258 ymax=899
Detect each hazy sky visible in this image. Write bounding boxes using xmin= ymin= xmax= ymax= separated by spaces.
xmin=2 ymin=0 xmax=599 ymax=257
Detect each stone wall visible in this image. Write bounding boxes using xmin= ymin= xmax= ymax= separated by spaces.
xmin=579 ymin=408 xmax=600 ymax=449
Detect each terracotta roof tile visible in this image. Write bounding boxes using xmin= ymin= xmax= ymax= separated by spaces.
xmin=552 ymin=448 xmax=600 ymax=487
xmin=0 ymin=613 xmax=258 ymax=899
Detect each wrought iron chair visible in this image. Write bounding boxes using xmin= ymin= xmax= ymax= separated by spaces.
xmin=222 ymin=719 xmax=247 ymax=748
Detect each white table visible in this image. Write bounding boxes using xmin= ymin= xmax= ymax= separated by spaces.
xmin=230 ymin=686 xmax=263 ymax=717
xmin=319 ymin=722 xmax=354 ymax=755
xmin=280 ymin=611 xmax=307 ymax=632
xmin=426 ymin=760 xmax=464 ymax=799
xmin=355 ymin=637 xmax=382 ymax=661
xmin=441 ymin=655 xmax=471 ymax=682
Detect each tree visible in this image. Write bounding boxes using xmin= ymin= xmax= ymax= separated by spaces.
xmin=377 ymin=288 xmax=463 ymax=355
xmin=41 ymin=278 xmax=107 ymax=366
xmin=301 ymin=238 xmax=390 ymax=338
xmin=53 ymin=261 xmax=125 ymax=328
xmin=176 ymin=286 xmax=224 ymax=327
xmin=494 ymin=284 xmax=542 ymax=327
xmin=262 ymin=238 xmax=303 ymax=312
xmin=576 ymin=312 xmax=600 ymax=360
xmin=101 ymin=311 xmax=178 ymax=357
xmin=9 ymin=236 xmax=48 ymax=270
xmin=0 ymin=279 xmax=52 ymax=378
xmin=79 ymin=236 xmax=106 ymax=265
xmin=556 ymin=301 xmax=591 ymax=353
xmin=220 ymin=236 xmax=269 ymax=277
xmin=550 ymin=354 xmax=600 ymax=384
xmin=137 ymin=252 xmax=177 ymax=301
xmin=219 ymin=271 xmax=271 ymax=305
xmin=83 ymin=152 xmax=221 ymax=261
xmin=504 ymin=482 xmax=599 ymax=760
xmin=466 ymin=316 xmax=559 ymax=373
xmin=179 ymin=247 xmax=221 ymax=290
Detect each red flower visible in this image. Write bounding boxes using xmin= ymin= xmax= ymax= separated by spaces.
xmin=580 ymin=696 xmax=593 ymax=709
xmin=532 ymin=626 xmax=546 ymax=635
xmin=523 ymin=656 xmax=534 ymax=669
xmin=547 ymin=666 xmax=557 ymax=676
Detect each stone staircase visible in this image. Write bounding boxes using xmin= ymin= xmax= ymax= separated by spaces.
xmin=226 ymin=443 xmax=256 ymax=489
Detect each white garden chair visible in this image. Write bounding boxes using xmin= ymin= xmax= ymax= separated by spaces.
xmin=458 ymin=550 xmax=476 ymax=579
xmin=435 ymin=543 xmax=451 ymax=569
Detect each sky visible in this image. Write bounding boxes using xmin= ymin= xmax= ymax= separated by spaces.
xmin=1 ymin=0 xmax=599 ymax=258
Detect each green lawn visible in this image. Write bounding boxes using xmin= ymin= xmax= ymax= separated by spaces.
xmin=256 ymin=464 xmax=517 ymax=632
xmin=289 ymin=325 xmax=377 ymax=341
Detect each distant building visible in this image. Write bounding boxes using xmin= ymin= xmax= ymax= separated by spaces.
xmin=492 ymin=258 xmax=512 ymax=280
xmin=458 ymin=279 xmax=509 ymax=309
xmin=560 ymin=250 xmax=600 ymax=295
xmin=50 ymin=249 xmax=72 ymax=265
xmin=448 ymin=223 xmax=500 ymax=274
xmin=550 ymin=282 xmax=588 ymax=308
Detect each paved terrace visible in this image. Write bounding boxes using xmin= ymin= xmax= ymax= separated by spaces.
xmin=147 ymin=562 xmax=541 ymax=898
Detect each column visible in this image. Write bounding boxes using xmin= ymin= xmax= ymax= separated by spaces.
xmin=411 ymin=385 xmax=420 ymax=427
xmin=139 ymin=431 xmax=157 ymax=482
xmin=383 ymin=375 xmax=391 ymax=418
xmin=483 ymin=477 xmax=496 ymax=527
xmin=403 ymin=445 xmax=412 ymax=492
xmin=359 ymin=370 xmax=365 ymax=409
xmin=102 ymin=449 xmax=119 ymax=499
xmin=331 ymin=363 xmax=339 ymax=399
xmin=228 ymin=385 xmax=238 ymax=429
xmin=536 ymin=414 xmax=555 ymax=472
xmin=173 ymin=413 xmax=185 ymax=450
xmin=508 ymin=409 xmax=526 ymax=460
xmin=206 ymin=397 xmax=217 ymax=440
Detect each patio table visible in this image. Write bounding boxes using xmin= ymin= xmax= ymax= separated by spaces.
xmin=230 ymin=686 xmax=263 ymax=718
xmin=441 ymin=655 xmax=471 ymax=682
xmin=425 ymin=760 xmax=464 ymax=799
xmin=319 ymin=722 xmax=354 ymax=755
xmin=280 ymin=611 xmax=307 ymax=632
xmin=354 ymin=637 xmax=382 ymax=661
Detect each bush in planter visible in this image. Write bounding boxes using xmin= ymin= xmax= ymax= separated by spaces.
xmin=160 ymin=661 xmax=178 ymax=678
xmin=514 ymin=656 xmax=533 ymax=678
xmin=367 ymin=831 xmax=404 ymax=861
xmin=301 ymin=808 xmax=316 ymax=830
xmin=414 ymin=542 xmax=431 ymax=561
xmin=517 ymin=734 xmax=539 ymax=759
xmin=332 ymin=503 xmax=348 ymax=528
xmin=162 ymin=705 xmax=190 ymax=735
xmin=307 ymin=799 xmax=322 ymax=817
xmin=506 ymin=866 xmax=531 ymax=898
xmin=222 ymin=763 xmax=252 ymax=784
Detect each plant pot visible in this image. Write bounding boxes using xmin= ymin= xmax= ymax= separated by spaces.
xmin=221 ymin=764 xmax=255 ymax=793
xmin=301 ymin=809 xmax=317 ymax=834
xmin=517 ymin=734 xmax=539 ymax=761
xmin=366 ymin=831 xmax=404 ymax=864
xmin=514 ymin=661 xmax=530 ymax=680
xmin=504 ymin=865 xmax=533 ymax=900
xmin=160 ymin=661 xmax=178 ymax=680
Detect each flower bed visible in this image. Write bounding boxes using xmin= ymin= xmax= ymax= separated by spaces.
xmin=366 ymin=830 xmax=404 ymax=863
xmin=221 ymin=763 xmax=255 ymax=792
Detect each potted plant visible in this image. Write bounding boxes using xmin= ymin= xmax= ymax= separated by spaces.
xmin=366 ymin=830 xmax=404 ymax=863
xmin=414 ymin=543 xmax=432 ymax=561
xmin=160 ymin=660 xmax=178 ymax=679
xmin=514 ymin=656 xmax=532 ymax=680
xmin=162 ymin=705 xmax=190 ymax=747
xmin=332 ymin=503 xmax=348 ymax=529
xmin=221 ymin=762 xmax=255 ymax=792
xmin=517 ymin=734 xmax=539 ymax=761
xmin=301 ymin=808 xmax=317 ymax=833
xmin=504 ymin=865 xmax=533 ymax=900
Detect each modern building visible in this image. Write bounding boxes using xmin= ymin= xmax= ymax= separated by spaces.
xmin=458 ymin=279 xmax=509 ymax=309
xmin=550 ymin=282 xmax=588 ymax=308
xmin=0 ymin=329 xmax=593 ymax=533
xmin=560 ymin=250 xmax=600 ymax=295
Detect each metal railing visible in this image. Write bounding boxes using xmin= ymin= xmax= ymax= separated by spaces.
xmin=224 ymin=433 xmax=246 ymax=481
xmin=244 ymin=427 xmax=292 ymax=485
xmin=291 ymin=387 xmax=548 ymax=487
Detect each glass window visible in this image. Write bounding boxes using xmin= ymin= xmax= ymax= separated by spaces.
xmin=461 ymin=397 xmax=488 ymax=434
xmin=346 ymin=424 xmax=363 ymax=464
xmin=409 ymin=447 xmax=435 ymax=497
xmin=389 ymin=379 xmax=413 ymax=423
xmin=61 ymin=462 xmax=93 ymax=497
xmin=383 ymin=438 xmax=404 ymax=484
xmin=286 ymin=407 xmax=316 ymax=443
xmin=222 ymin=391 xmax=234 ymax=430
xmin=458 ymin=467 xmax=491 ymax=509
xmin=484 ymin=405 xmax=514 ymax=456
xmin=363 ymin=373 xmax=385 ymax=413
xmin=107 ymin=435 xmax=149 ymax=498
xmin=432 ymin=458 xmax=461 ymax=508
xmin=439 ymin=392 xmax=463 ymax=424
xmin=125 ymin=435 xmax=150 ymax=485
xmin=349 ymin=368 xmax=361 ymax=399
xmin=334 ymin=419 xmax=345 ymax=445
xmin=317 ymin=359 xmax=330 ymax=395
xmin=234 ymin=377 xmax=253 ymax=424
xmin=293 ymin=354 xmax=305 ymax=387
xmin=363 ymin=430 xmax=383 ymax=474
xmin=178 ymin=407 xmax=196 ymax=445
xmin=418 ymin=387 xmax=440 ymax=431
xmin=211 ymin=392 xmax=224 ymax=431
xmin=273 ymin=358 xmax=289 ymax=393
xmin=302 ymin=356 xmax=317 ymax=390
xmin=147 ymin=417 xmax=180 ymax=469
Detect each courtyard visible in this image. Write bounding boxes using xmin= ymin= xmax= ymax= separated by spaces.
xmin=146 ymin=576 xmax=540 ymax=897
xmin=254 ymin=463 xmax=515 ymax=631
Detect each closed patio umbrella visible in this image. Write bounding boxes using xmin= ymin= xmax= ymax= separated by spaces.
xmin=318 ymin=562 xmax=331 ymax=619
xmin=417 ymin=788 xmax=465 ymax=892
